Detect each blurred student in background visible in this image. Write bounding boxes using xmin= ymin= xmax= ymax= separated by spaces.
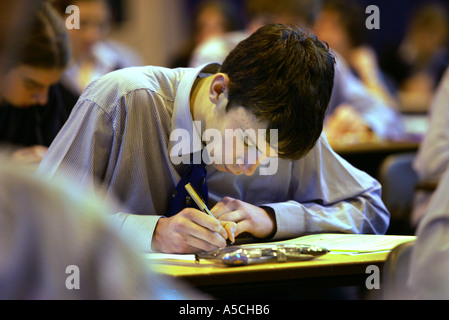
xmin=0 ymin=2 xmax=37 ymax=79
xmin=412 ymin=66 xmax=449 ymax=227
xmin=0 ymin=1 xmax=199 ymax=300
xmin=313 ymin=0 xmax=398 ymax=109
xmin=311 ymin=0 xmax=403 ymax=146
xmin=189 ymin=0 xmax=320 ymax=67
xmin=383 ymin=69 xmax=449 ymax=299
xmin=170 ymin=0 xmax=244 ymax=68
xmin=190 ymin=0 xmax=404 ymax=147
xmin=406 ymin=165 xmax=449 ymax=299
xmin=0 ymin=2 xmax=78 ymax=169
xmin=380 ymin=2 xmax=449 ymax=112
xmin=0 ymin=159 xmax=202 ymax=299
xmin=52 ymin=0 xmax=143 ymax=94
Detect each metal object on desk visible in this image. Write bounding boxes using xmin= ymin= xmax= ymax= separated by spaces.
xmin=195 ymin=244 xmax=329 ymax=266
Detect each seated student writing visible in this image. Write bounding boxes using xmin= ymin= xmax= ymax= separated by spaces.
xmin=37 ymin=24 xmax=390 ymax=254
xmin=0 ymin=3 xmax=78 ymax=168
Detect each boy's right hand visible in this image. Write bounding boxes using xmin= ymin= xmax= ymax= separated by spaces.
xmin=152 ymin=208 xmax=231 ymax=253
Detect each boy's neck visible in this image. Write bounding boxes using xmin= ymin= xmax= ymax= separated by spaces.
xmin=189 ymin=75 xmax=212 ymax=125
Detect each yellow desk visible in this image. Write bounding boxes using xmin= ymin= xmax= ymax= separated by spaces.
xmin=332 ymin=140 xmax=419 ymax=155
xmin=147 ymin=234 xmax=416 ymax=299
xmin=150 ymin=252 xmax=386 ymax=286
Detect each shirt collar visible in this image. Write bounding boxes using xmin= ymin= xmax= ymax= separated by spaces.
xmin=169 ymin=63 xmax=220 ymax=159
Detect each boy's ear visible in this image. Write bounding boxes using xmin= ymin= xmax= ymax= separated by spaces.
xmin=209 ymin=73 xmax=230 ymax=105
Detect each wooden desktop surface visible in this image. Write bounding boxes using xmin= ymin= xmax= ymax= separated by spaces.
xmin=332 ymin=140 xmax=419 ymax=155
xmin=146 ymin=234 xmax=416 ymax=298
xmin=331 ymin=139 xmax=420 ymax=180
xmin=149 ymin=251 xmax=387 ymax=287
xmin=147 ymin=251 xmax=390 ymax=299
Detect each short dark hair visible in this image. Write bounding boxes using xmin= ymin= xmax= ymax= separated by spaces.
xmin=221 ymin=24 xmax=335 ymax=160
xmin=6 ymin=2 xmax=70 ymax=70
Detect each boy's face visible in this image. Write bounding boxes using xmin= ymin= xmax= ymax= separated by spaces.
xmin=68 ymin=0 xmax=111 ymax=59
xmin=204 ymin=105 xmax=278 ymax=176
xmin=0 ymin=65 xmax=63 ymax=107
xmin=313 ymin=9 xmax=349 ymax=56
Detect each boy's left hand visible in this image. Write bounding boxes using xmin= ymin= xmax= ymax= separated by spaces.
xmin=211 ymin=197 xmax=276 ymax=240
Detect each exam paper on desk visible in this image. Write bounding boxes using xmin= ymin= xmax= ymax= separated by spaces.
xmin=260 ymin=233 xmax=417 ymax=255
xmin=144 ymin=253 xmax=197 ymax=262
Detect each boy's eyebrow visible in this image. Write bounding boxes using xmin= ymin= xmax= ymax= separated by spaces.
xmin=23 ymin=77 xmax=45 ymax=88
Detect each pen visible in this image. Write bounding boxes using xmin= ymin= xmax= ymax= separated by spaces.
xmin=184 ymin=182 xmax=234 ymax=245
xmin=184 ymin=182 xmax=215 ymax=219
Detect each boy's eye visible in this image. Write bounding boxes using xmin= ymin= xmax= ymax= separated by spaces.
xmin=24 ymin=82 xmax=37 ymax=90
xmin=243 ymin=134 xmax=255 ymax=149
xmin=243 ymin=135 xmax=249 ymax=147
xmin=23 ymin=80 xmax=42 ymax=91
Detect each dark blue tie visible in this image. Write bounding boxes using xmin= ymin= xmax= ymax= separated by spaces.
xmin=166 ymin=155 xmax=208 ymax=217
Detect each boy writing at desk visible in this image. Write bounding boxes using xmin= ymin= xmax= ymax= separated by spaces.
xmin=37 ymin=24 xmax=390 ymax=254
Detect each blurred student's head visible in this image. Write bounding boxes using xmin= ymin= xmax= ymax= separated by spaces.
xmin=313 ymin=0 xmax=366 ymax=56
xmin=0 ymin=159 xmax=201 ymax=300
xmin=406 ymin=3 xmax=449 ymax=60
xmin=0 ymin=2 xmax=70 ymax=107
xmin=193 ymin=0 xmax=242 ymax=45
xmin=245 ymin=0 xmax=322 ymax=32
xmin=52 ymin=0 xmax=111 ymax=60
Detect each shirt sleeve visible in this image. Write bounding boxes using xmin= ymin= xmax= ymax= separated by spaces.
xmin=38 ymin=101 xmax=112 ymax=186
xmin=37 ymin=95 xmax=163 ymax=252
xmin=111 ymin=213 xmax=162 ymax=253
xmin=262 ymin=134 xmax=390 ymax=240
xmin=413 ymin=68 xmax=449 ymax=182
xmin=408 ymin=167 xmax=449 ymax=299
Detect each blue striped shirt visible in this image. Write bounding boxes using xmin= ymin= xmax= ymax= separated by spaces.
xmin=37 ymin=63 xmax=390 ymax=252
